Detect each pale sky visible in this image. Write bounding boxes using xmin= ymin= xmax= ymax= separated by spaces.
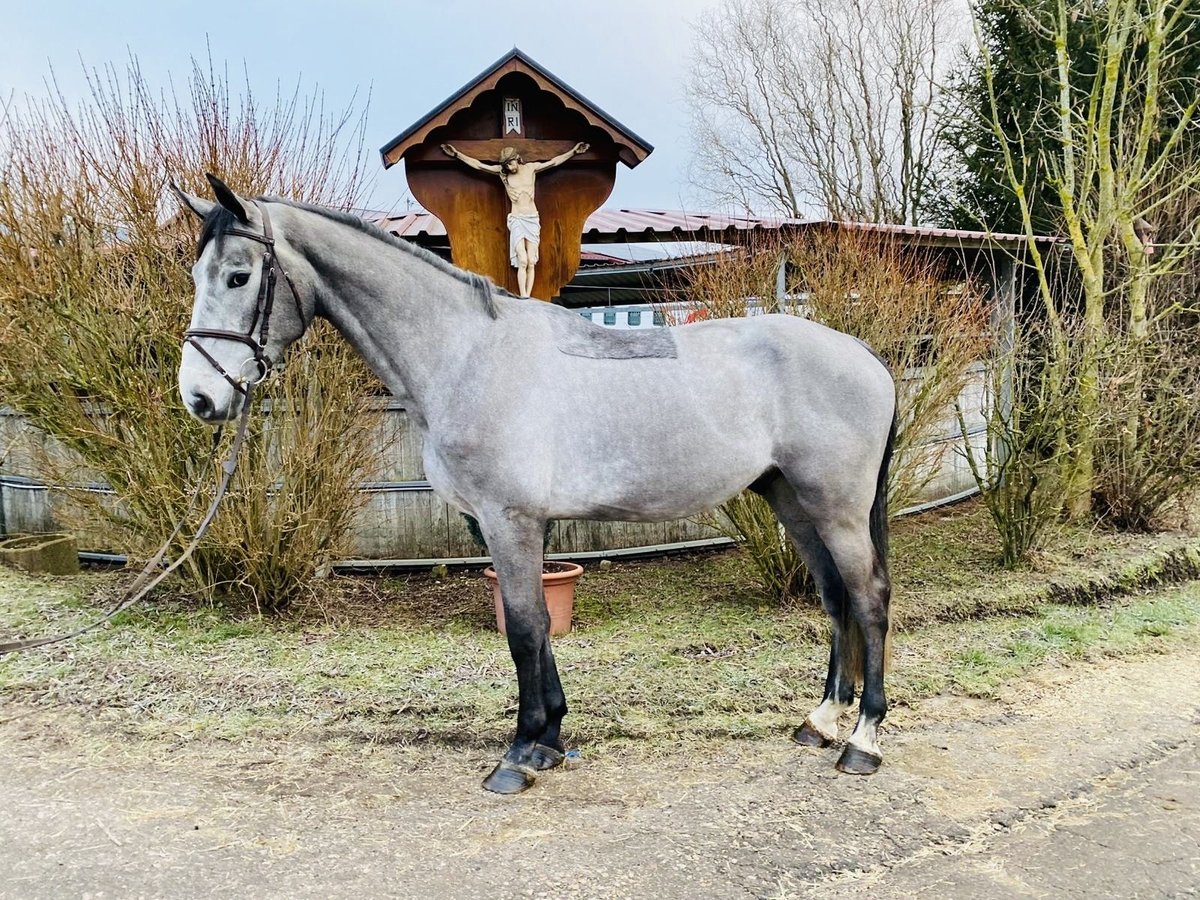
xmin=0 ymin=0 xmax=715 ymax=216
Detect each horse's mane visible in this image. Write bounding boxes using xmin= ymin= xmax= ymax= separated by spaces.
xmin=197 ymin=197 xmax=502 ymax=319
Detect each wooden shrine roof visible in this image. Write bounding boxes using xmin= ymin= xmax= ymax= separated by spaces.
xmin=379 ymin=48 xmax=654 ymax=170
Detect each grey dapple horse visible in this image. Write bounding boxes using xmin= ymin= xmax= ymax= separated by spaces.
xmin=173 ymin=175 xmax=897 ymax=794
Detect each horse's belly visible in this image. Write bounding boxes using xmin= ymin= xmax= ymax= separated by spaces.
xmin=421 ymin=371 xmax=779 ymax=521
xmin=550 ymin=473 xmax=761 ymax=521
xmin=422 ymin=444 xmax=478 ymax=515
xmin=548 ymin=417 xmax=773 ymax=521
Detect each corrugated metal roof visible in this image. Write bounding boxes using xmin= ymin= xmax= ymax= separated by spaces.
xmin=365 ymin=208 xmax=806 ymax=240
xmin=365 ymin=208 xmax=1049 ymax=248
xmin=579 ymin=249 xmax=633 ymax=266
xmin=371 ymin=209 xmax=446 ymax=238
xmin=581 ymin=209 xmax=809 ymax=241
xmin=833 ymin=220 xmax=1040 ymax=244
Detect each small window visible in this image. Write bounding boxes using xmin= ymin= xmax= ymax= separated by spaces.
xmin=628 ymin=311 xmax=642 ymax=326
xmin=580 ymin=311 xmax=592 ymax=321
xmin=603 ymin=311 xmax=616 ymax=326
xmin=653 ymin=311 xmax=665 ymax=326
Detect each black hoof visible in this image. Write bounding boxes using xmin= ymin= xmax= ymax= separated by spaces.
xmin=835 ymin=745 xmax=882 ymax=775
xmin=482 ymin=760 xmax=537 ymax=795
xmin=530 ymin=743 xmax=566 ymax=771
xmin=793 ymin=720 xmax=833 ymax=748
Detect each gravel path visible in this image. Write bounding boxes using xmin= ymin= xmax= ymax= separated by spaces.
xmin=1 ymin=633 xmax=1197 ymax=898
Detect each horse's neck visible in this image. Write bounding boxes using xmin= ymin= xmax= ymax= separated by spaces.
xmin=282 ymin=205 xmax=492 ymax=419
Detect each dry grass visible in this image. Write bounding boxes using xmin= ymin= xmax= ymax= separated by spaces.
xmin=1 ymin=499 xmax=1198 ymax=759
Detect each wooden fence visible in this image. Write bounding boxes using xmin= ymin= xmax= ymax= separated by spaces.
xmin=0 ymin=366 xmax=989 ymax=563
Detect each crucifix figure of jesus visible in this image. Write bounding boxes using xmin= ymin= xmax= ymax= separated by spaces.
xmin=441 ymin=141 xmax=589 ymax=297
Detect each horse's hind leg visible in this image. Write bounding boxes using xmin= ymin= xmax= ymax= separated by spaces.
xmin=817 ymin=518 xmax=892 ymax=775
xmin=754 ymin=477 xmax=855 ymax=749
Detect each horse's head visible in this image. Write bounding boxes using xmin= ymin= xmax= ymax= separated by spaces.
xmin=171 ymin=174 xmax=310 ymax=424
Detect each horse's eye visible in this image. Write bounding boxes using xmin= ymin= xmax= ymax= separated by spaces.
xmin=227 ymin=272 xmax=251 ymax=289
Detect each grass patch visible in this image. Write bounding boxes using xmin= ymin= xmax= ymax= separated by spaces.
xmin=0 ymin=557 xmax=828 ymax=753
xmin=890 ymin=501 xmax=1200 ymax=627
xmin=1 ymin=500 xmax=1199 ymax=757
xmin=895 ymin=585 xmax=1200 ymax=702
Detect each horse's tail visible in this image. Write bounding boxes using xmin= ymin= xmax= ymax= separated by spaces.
xmin=868 ymin=409 xmax=896 ymax=588
xmin=840 ymin=408 xmax=897 ymax=685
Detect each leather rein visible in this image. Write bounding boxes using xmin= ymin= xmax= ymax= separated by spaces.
xmin=0 ymin=201 xmax=300 ymax=656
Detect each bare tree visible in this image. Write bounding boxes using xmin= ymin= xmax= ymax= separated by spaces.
xmin=687 ymin=0 xmax=962 ymax=223
xmin=976 ymin=0 xmax=1200 ymax=519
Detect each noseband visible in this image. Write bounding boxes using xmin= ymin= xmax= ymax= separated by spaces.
xmin=183 ymin=201 xmax=305 ymax=396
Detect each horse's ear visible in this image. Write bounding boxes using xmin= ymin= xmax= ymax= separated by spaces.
xmin=205 ymin=173 xmax=250 ymax=225
xmin=170 ymin=181 xmax=215 ymax=220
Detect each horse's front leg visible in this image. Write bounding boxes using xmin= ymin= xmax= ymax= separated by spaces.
xmin=478 ymin=511 xmax=562 ymax=794
xmin=528 ymin=636 xmax=568 ymax=771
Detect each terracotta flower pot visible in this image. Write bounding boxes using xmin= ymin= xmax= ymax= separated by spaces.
xmin=484 ymin=561 xmax=583 ymax=637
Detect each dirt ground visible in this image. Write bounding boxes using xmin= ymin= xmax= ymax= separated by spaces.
xmin=2 ymin=622 xmax=1198 ymax=899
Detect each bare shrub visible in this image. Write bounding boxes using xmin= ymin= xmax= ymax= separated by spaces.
xmin=0 ymin=55 xmax=381 ymax=610
xmin=678 ymin=228 xmax=989 ymax=601
xmin=958 ymin=319 xmax=1075 ymax=567
xmin=1093 ymin=321 xmax=1200 ymax=532
xmin=713 ymin=492 xmax=811 ymax=603
xmin=1092 ymin=163 xmax=1200 ymax=532
xmin=670 ymin=244 xmax=778 ymax=323
xmin=785 ymin=229 xmax=990 ymax=511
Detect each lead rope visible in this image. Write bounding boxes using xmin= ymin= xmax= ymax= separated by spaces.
xmin=0 ymin=385 xmax=256 ymax=656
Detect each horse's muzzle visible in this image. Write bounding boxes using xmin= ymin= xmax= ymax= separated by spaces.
xmin=186 ymin=389 xmax=240 ymax=425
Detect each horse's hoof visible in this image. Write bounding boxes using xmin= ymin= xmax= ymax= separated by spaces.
xmin=482 ymin=760 xmax=537 ymax=794
xmin=530 ymin=743 xmax=566 ymax=771
xmin=793 ymin=720 xmax=833 ymax=748
xmin=835 ymin=745 xmax=882 ymax=775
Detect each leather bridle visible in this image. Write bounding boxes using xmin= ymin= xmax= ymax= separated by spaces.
xmin=183 ymin=201 xmax=306 ymax=395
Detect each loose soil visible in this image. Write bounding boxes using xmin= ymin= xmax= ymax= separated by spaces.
xmin=2 ymin=605 xmax=1197 ymax=899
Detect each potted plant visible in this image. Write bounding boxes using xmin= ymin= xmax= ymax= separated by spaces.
xmin=462 ymin=515 xmax=583 ymax=636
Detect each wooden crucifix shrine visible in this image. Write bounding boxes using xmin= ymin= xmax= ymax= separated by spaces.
xmin=380 ymin=49 xmax=653 ymax=300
